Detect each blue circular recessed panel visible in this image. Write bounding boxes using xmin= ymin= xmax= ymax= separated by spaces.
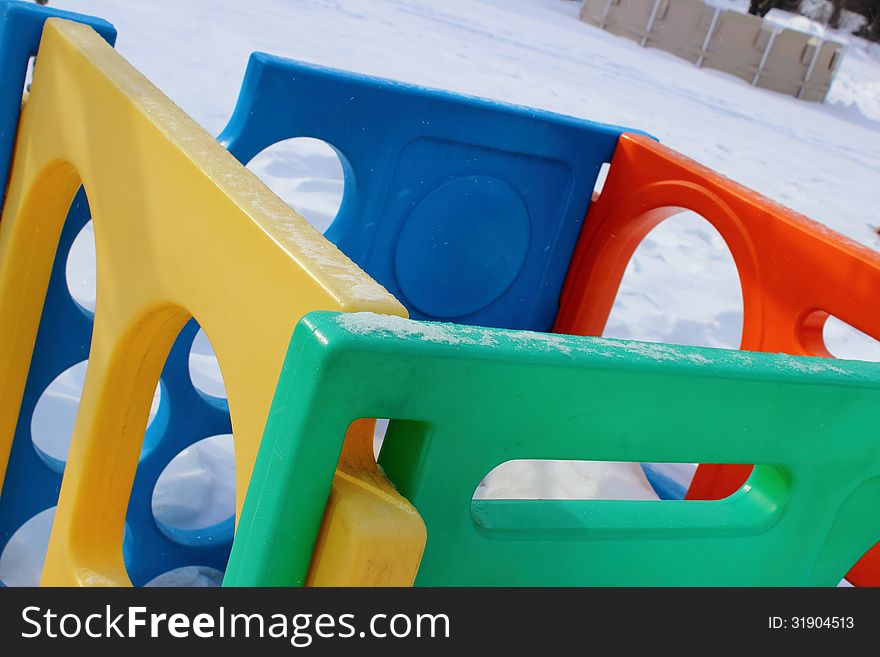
xmin=394 ymin=175 xmax=530 ymax=319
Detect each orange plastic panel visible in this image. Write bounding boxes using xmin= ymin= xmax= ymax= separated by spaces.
xmin=554 ymin=132 xmax=880 ymax=585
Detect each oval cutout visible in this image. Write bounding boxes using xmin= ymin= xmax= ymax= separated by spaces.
xmin=0 ymin=507 xmax=55 ymax=587
xmin=144 ymin=565 xmax=223 ymax=587
xmin=822 ymin=316 xmax=880 ymax=362
xmin=151 ymin=434 xmax=235 ymax=546
xmin=604 ymin=210 xmax=743 ymax=350
xmin=471 ymin=464 xmax=788 ymax=536
xmin=246 ymin=137 xmax=345 ymax=233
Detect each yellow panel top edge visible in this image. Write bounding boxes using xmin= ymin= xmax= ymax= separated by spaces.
xmin=40 ymin=18 xmax=406 ymax=316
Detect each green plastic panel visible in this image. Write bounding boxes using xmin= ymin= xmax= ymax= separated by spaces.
xmin=226 ymin=311 xmax=880 ymax=586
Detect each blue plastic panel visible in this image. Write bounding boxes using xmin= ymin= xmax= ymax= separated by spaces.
xmin=220 ymin=54 xmax=632 ymax=330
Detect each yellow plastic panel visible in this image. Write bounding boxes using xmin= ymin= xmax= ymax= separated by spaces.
xmin=0 ymin=19 xmax=422 ymax=586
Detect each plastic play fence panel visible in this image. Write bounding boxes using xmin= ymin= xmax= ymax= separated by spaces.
xmin=691 ymin=10 xmax=769 ymax=83
xmin=227 ymin=311 xmax=880 ymax=586
xmin=581 ymin=0 xmax=658 ymax=43
xmin=647 ymin=0 xmax=718 ymax=63
xmin=553 ymin=132 xmax=880 ymax=584
xmin=756 ymin=28 xmax=817 ymax=98
xmin=0 ymin=4 xmax=635 ymax=585
xmin=219 ymin=53 xmax=629 ymax=331
xmin=801 ymin=40 xmax=844 ymax=102
xmin=0 ymin=18 xmax=424 ymax=587
xmin=747 ymin=28 xmax=844 ymax=101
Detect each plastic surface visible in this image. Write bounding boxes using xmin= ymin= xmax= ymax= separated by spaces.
xmin=553 ymin=132 xmax=880 ymax=584
xmin=0 ymin=7 xmax=872 ymax=589
xmin=0 ymin=19 xmax=416 ymax=586
xmin=0 ymin=22 xmax=636 ymax=584
xmin=228 ymin=311 xmax=880 ymax=586
xmin=220 ymin=53 xmax=630 ymax=330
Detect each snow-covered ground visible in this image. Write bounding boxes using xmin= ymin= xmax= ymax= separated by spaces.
xmin=1 ymin=0 xmax=878 ymax=586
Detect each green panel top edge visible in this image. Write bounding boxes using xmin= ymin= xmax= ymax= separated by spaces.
xmin=300 ymin=311 xmax=880 ymax=387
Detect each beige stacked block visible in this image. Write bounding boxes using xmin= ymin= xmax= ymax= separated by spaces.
xmin=646 ymin=0 xmax=718 ymax=64
xmin=700 ymin=10 xmax=772 ymax=84
xmin=581 ymin=0 xmax=657 ymax=45
xmin=799 ymin=40 xmax=845 ymax=101
xmin=577 ymin=0 xmax=844 ymax=102
xmin=755 ymin=28 xmax=814 ymax=96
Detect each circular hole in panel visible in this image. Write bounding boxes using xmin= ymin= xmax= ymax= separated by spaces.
xmin=0 ymin=507 xmax=56 ymax=587
xmin=151 ymin=434 xmax=235 ymax=546
xmin=66 ymin=220 xmax=96 ymax=314
xmin=188 ymin=328 xmax=227 ymax=400
xmin=604 ymin=210 xmax=743 ymax=350
xmin=822 ymin=316 xmax=880 ymax=362
xmin=144 ymin=566 xmax=223 ymax=587
xmin=247 ymin=137 xmax=345 ymax=233
xmin=31 ymin=361 xmax=161 ymax=473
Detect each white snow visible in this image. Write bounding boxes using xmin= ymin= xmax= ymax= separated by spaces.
xmin=151 ymin=433 xmax=236 ymax=533
xmin=144 ymin=566 xmax=224 ymax=587
xmin=0 ymin=507 xmax=55 ymax=587
xmin=189 ymin=328 xmax=228 ymax=399
xmin=66 ymin=220 xmax=96 ymax=313
xmin=475 ymin=460 xmax=659 ymax=500
xmin=3 ymin=0 xmax=875 ymax=585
